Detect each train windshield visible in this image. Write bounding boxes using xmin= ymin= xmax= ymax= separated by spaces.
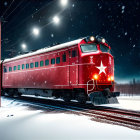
xmin=100 ymin=44 xmax=110 ymax=52
xmin=81 ymin=44 xmax=97 ymax=53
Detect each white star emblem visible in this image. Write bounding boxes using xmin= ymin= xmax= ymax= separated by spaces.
xmin=96 ymin=61 xmax=107 ymax=74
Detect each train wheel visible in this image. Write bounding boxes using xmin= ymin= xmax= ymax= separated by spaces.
xmin=77 ymin=93 xmax=87 ymax=104
xmin=1 ymin=90 xmax=5 ymax=96
xmin=63 ymin=93 xmax=71 ymax=102
xmin=6 ymin=89 xmax=15 ymax=97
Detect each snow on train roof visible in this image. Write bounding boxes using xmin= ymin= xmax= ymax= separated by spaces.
xmin=4 ymin=38 xmax=83 ymax=63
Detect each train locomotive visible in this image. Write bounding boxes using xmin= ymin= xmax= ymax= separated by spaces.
xmin=1 ymin=36 xmax=120 ymax=105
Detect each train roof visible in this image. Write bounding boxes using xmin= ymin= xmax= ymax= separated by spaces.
xmin=3 ymin=38 xmax=84 ymax=63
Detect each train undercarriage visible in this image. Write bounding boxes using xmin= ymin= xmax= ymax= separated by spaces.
xmin=1 ymin=88 xmax=120 ymax=105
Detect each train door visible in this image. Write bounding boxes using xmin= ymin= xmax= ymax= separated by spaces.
xmin=69 ymin=46 xmax=78 ymax=85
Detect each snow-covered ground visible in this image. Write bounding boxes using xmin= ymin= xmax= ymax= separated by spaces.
xmin=100 ymin=95 xmax=140 ymax=112
xmin=0 ymin=96 xmax=140 ymax=140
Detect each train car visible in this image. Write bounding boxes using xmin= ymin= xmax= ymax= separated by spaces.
xmin=2 ymin=36 xmax=120 ymax=105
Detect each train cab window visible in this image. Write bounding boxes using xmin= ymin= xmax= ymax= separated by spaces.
xmin=4 ymin=66 xmax=7 ymax=73
xmin=72 ymin=50 xmax=77 ymax=57
xmin=18 ymin=65 xmax=20 ymax=70
xmin=9 ymin=67 xmax=12 ymax=72
xmin=14 ymin=66 xmax=16 ymax=71
xmin=22 ymin=64 xmax=25 ymax=70
xmin=35 ymin=62 xmax=39 ymax=68
xmin=30 ymin=63 xmax=34 ymax=68
xmin=40 ymin=61 xmax=44 ymax=67
xmin=26 ymin=64 xmax=29 ymax=69
xmin=62 ymin=54 xmax=66 ymax=62
xmin=51 ymin=58 xmax=55 ymax=65
xmin=56 ymin=57 xmax=60 ymax=64
xmin=81 ymin=44 xmax=97 ymax=53
xmin=100 ymin=44 xmax=109 ymax=53
xmin=45 ymin=59 xmax=49 ymax=66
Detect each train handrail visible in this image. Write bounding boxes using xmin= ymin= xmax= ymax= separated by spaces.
xmin=87 ymin=79 xmax=95 ymax=94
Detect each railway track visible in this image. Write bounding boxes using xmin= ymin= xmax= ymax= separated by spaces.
xmin=2 ymin=96 xmax=140 ymax=130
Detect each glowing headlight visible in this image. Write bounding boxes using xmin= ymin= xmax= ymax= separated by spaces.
xmin=108 ymin=76 xmax=114 ymax=81
xmin=102 ymin=38 xmax=105 ymax=43
xmin=90 ymin=36 xmax=95 ymax=42
xmin=108 ymin=77 xmax=111 ymax=81
xmin=93 ymin=74 xmax=98 ymax=80
xmin=111 ymin=76 xmax=114 ymax=81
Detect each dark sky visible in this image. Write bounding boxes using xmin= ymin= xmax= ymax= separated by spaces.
xmin=1 ymin=0 xmax=140 ymax=83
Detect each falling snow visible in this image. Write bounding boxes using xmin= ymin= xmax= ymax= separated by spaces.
xmin=4 ymin=1 xmax=8 ymax=6
xmin=118 ymin=35 xmax=121 ymax=38
xmin=121 ymin=6 xmax=125 ymax=13
xmin=122 ymin=6 xmax=125 ymax=10
xmin=133 ymin=45 xmax=136 ymax=48
xmin=124 ymin=32 xmax=127 ymax=36
xmin=51 ymin=34 xmax=54 ymax=38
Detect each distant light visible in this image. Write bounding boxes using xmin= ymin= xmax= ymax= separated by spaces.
xmin=21 ymin=43 xmax=27 ymax=50
xmin=90 ymin=36 xmax=95 ymax=42
xmin=60 ymin=0 xmax=68 ymax=7
xmin=32 ymin=27 xmax=40 ymax=36
xmin=53 ymin=16 xmax=60 ymax=24
xmin=102 ymin=38 xmax=105 ymax=43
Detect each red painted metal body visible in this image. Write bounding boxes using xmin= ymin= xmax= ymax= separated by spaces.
xmin=2 ymin=38 xmax=114 ymax=95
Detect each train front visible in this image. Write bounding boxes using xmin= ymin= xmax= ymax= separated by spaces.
xmin=78 ymin=36 xmax=120 ymax=105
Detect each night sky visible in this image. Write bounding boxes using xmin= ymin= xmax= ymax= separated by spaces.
xmin=1 ymin=0 xmax=140 ymax=83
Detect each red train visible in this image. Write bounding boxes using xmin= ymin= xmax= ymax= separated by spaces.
xmin=1 ymin=36 xmax=120 ymax=105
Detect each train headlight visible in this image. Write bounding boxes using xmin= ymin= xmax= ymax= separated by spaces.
xmin=108 ymin=76 xmax=114 ymax=81
xmin=102 ymin=38 xmax=106 ymax=43
xmin=108 ymin=77 xmax=111 ymax=81
xmin=90 ymin=36 xmax=95 ymax=42
xmin=111 ymin=76 xmax=114 ymax=81
xmin=93 ymin=74 xmax=98 ymax=80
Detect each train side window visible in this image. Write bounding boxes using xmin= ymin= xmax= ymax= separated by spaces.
xmin=22 ymin=64 xmax=24 ymax=70
xmin=4 ymin=66 xmax=7 ymax=73
xmin=9 ymin=67 xmax=12 ymax=72
xmin=72 ymin=50 xmax=77 ymax=57
xmin=51 ymin=58 xmax=55 ymax=65
xmin=14 ymin=66 xmax=16 ymax=71
xmin=30 ymin=63 xmax=34 ymax=68
xmin=18 ymin=65 xmax=20 ymax=70
xmin=45 ymin=59 xmax=49 ymax=66
xmin=62 ymin=54 xmax=66 ymax=62
xmin=69 ymin=51 xmax=71 ymax=57
xmin=26 ymin=64 xmax=29 ymax=69
xmin=35 ymin=62 xmax=39 ymax=67
xmin=56 ymin=57 xmax=60 ymax=64
xmin=40 ymin=61 xmax=44 ymax=67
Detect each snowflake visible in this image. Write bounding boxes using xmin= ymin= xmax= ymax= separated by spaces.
xmin=118 ymin=35 xmax=121 ymax=38
xmin=122 ymin=10 xmax=124 ymax=13
xmin=99 ymin=6 xmax=102 ymax=9
xmin=4 ymin=1 xmax=8 ymax=6
xmin=133 ymin=45 xmax=136 ymax=48
xmin=122 ymin=6 xmax=125 ymax=10
xmin=51 ymin=34 xmax=54 ymax=38
xmin=125 ymin=32 xmax=127 ymax=36
xmin=72 ymin=4 xmax=75 ymax=7
xmin=121 ymin=6 xmax=125 ymax=13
